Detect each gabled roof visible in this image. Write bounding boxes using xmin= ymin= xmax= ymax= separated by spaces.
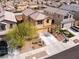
xmin=44 ymin=7 xmax=69 ymax=16
xmin=23 ymin=9 xmax=36 ymax=16
xmin=0 ymin=5 xmax=16 ymax=23
xmin=61 ymin=18 xmax=75 ymax=24
xmin=30 ymin=12 xmax=48 ymax=20
xmin=60 ymin=4 xmax=79 ymax=12
xmin=0 ymin=11 xmax=17 ymax=23
xmin=4 ymin=11 xmax=17 ymax=23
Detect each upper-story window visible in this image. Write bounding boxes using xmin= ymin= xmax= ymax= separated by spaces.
xmin=10 ymin=24 xmax=13 ymax=28
xmin=64 ymin=16 xmax=68 ymax=19
xmin=70 ymin=15 xmax=72 ymax=18
xmin=37 ymin=20 xmax=43 ymax=24
xmin=0 ymin=24 xmax=6 ymax=31
xmin=46 ymin=19 xmax=49 ymax=23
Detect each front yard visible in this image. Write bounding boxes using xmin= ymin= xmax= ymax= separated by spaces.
xmin=20 ymin=38 xmax=45 ymax=53
xmin=51 ymin=26 xmax=75 ymax=41
xmin=5 ymin=22 xmax=44 ymax=54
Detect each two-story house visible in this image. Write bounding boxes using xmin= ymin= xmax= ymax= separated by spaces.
xmin=60 ymin=4 xmax=79 ymax=26
xmin=0 ymin=7 xmax=17 ymax=36
xmin=22 ymin=8 xmax=53 ymax=33
xmin=22 ymin=8 xmax=36 ymax=21
xmin=43 ymin=7 xmax=75 ymax=29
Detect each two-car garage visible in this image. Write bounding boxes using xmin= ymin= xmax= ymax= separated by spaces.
xmin=62 ymin=23 xmax=72 ymax=29
xmin=61 ymin=18 xmax=75 ymax=29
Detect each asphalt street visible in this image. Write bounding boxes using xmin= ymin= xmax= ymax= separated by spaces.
xmin=46 ymin=45 xmax=79 ymax=59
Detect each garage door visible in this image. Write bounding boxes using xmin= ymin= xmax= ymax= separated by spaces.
xmin=64 ymin=23 xmax=72 ymax=28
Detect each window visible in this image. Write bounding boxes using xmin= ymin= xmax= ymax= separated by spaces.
xmin=37 ymin=20 xmax=43 ymax=24
xmin=70 ymin=15 xmax=72 ymax=18
xmin=52 ymin=20 xmax=54 ymax=24
xmin=10 ymin=24 xmax=13 ymax=28
xmin=0 ymin=24 xmax=6 ymax=31
xmin=62 ymin=24 xmax=64 ymax=28
xmin=46 ymin=19 xmax=49 ymax=23
xmin=64 ymin=16 xmax=68 ymax=19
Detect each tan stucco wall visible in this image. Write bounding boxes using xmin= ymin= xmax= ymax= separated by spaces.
xmin=75 ymin=20 xmax=79 ymax=26
xmin=22 ymin=15 xmax=29 ymax=21
xmin=43 ymin=18 xmax=52 ymax=26
xmin=5 ymin=24 xmax=10 ymax=30
xmin=5 ymin=23 xmax=17 ymax=31
xmin=16 ymin=15 xmax=23 ymax=21
xmin=23 ymin=15 xmax=53 ymax=33
xmin=37 ymin=28 xmax=48 ymax=33
xmin=35 ymin=21 xmax=44 ymax=29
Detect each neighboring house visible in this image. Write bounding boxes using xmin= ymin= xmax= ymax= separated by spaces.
xmin=28 ymin=0 xmax=44 ymax=5
xmin=60 ymin=4 xmax=79 ymax=26
xmin=0 ymin=7 xmax=17 ymax=35
xmin=46 ymin=1 xmax=62 ymax=8
xmin=22 ymin=8 xmax=36 ymax=21
xmin=4 ymin=1 xmax=15 ymax=12
xmin=16 ymin=1 xmax=28 ymax=11
xmin=60 ymin=0 xmax=78 ymax=5
xmin=23 ymin=9 xmax=53 ymax=33
xmin=61 ymin=18 xmax=75 ymax=29
xmin=43 ymin=7 xmax=75 ymax=29
xmin=15 ymin=12 xmax=23 ymax=23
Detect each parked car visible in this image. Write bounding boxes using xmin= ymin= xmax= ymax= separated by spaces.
xmin=0 ymin=40 xmax=8 ymax=56
xmin=70 ymin=26 xmax=79 ymax=32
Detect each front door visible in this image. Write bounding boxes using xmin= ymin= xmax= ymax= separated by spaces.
xmin=48 ymin=28 xmax=50 ymax=32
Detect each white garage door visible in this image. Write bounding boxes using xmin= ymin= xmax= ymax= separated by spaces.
xmin=64 ymin=23 xmax=72 ymax=29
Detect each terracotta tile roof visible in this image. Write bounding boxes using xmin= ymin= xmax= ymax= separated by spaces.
xmin=4 ymin=11 xmax=17 ymax=23
xmin=23 ymin=8 xmax=36 ymax=16
xmin=30 ymin=12 xmax=48 ymax=20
